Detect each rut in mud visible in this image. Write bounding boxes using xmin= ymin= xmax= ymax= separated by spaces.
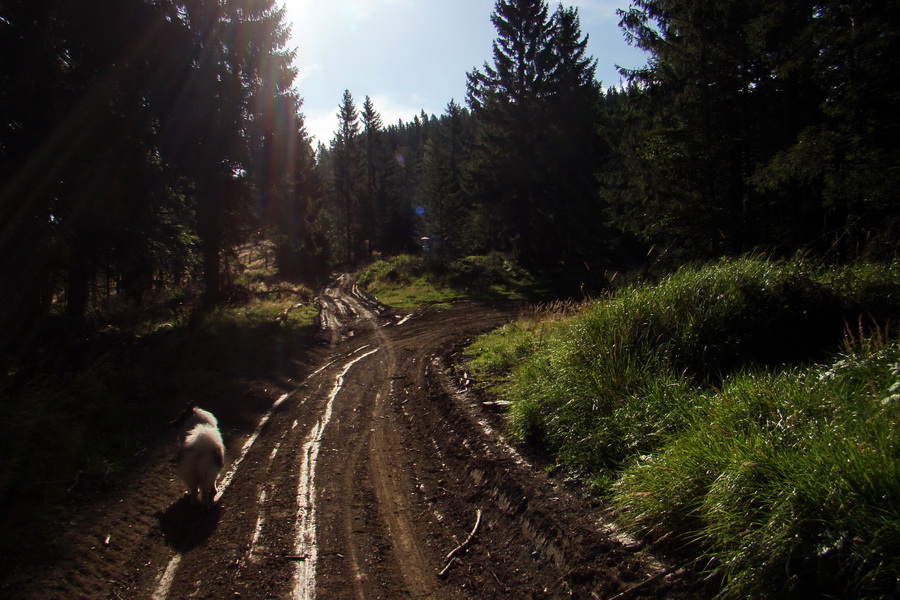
xmin=1 ymin=276 xmax=705 ymax=599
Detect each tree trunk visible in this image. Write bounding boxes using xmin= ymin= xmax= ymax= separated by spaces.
xmin=198 ymin=183 xmax=222 ymax=310
xmin=66 ymin=240 xmax=91 ymax=325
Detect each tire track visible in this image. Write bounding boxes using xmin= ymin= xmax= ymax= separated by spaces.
xmin=291 ymin=347 xmax=380 ymax=600
xmin=333 ymin=275 xmax=444 ymax=599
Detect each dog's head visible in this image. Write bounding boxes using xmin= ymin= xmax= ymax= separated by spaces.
xmin=170 ymin=401 xmax=197 ymax=428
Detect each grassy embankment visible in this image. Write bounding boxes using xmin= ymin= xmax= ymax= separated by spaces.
xmin=0 ymin=242 xmax=318 ymax=565
xmin=355 ymin=252 xmax=540 ymax=309
xmin=464 ymin=256 xmax=900 ymax=598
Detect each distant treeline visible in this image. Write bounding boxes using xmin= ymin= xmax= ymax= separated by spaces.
xmin=2 ymin=0 xmax=898 ymax=357
xmin=323 ymin=0 xmax=900 ymax=273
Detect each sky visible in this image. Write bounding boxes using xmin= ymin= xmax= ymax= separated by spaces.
xmin=281 ymin=0 xmax=648 ymax=146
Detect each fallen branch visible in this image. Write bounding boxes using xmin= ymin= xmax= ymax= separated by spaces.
xmin=437 ymin=557 xmax=457 ymax=578
xmin=276 ymin=302 xmax=304 ymax=323
xmin=280 ymin=554 xmax=309 ymax=561
xmin=481 ymin=400 xmax=513 ymax=410
xmin=607 ymin=559 xmax=695 ymax=600
xmin=438 ymin=508 xmax=482 ymax=578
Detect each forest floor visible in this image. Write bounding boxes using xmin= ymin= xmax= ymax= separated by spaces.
xmin=1 ymin=275 xmax=707 ymax=599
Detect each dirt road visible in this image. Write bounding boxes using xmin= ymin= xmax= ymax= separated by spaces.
xmin=3 ymin=276 xmax=703 ymax=599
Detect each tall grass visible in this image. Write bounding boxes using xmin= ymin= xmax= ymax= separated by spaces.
xmin=464 ymin=256 xmax=900 ymax=597
xmin=613 ymin=339 xmax=900 ymax=597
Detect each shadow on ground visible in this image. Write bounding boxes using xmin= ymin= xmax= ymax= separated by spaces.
xmin=155 ymin=495 xmax=223 ymax=553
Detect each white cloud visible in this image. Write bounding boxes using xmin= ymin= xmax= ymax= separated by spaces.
xmin=369 ymin=93 xmax=430 ymax=126
xmin=565 ymin=0 xmax=629 ymax=23
xmin=303 ymin=108 xmax=338 ymax=147
xmin=294 ymin=62 xmax=322 ymax=84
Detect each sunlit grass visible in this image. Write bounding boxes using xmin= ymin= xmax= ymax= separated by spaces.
xmin=355 ymin=254 xmax=457 ymax=309
xmin=613 ymin=341 xmax=900 ymax=597
xmin=365 ymin=279 xmax=462 ymax=310
xmin=464 ymin=255 xmax=900 ymax=597
xmin=355 ymin=252 xmax=538 ymax=309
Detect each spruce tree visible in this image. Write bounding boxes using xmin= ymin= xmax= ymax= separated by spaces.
xmin=466 ymin=0 xmax=602 ymax=271
xmin=616 ymin=0 xmax=900 ymax=258
xmin=420 ymin=102 xmax=472 ymax=261
xmin=618 ymin=0 xmax=763 ymax=257
xmin=332 ymin=90 xmax=362 ymax=264
xmin=0 ymin=0 xmax=307 ymax=332
xmin=361 ymin=96 xmax=386 ymax=255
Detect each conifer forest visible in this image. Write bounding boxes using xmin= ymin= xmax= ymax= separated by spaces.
xmin=1 ymin=0 xmax=898 ymax=358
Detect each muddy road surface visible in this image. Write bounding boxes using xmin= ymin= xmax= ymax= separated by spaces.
xmin=3 ymin=276 xmax=703 ymax=599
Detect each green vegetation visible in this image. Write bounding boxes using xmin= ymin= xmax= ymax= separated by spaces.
xmin=356 ymin=255 xmax=464 ymax=309
xmin=355 ymin=253 xmax=538 ymax=310
xmin=464 ymin=256 xmax=900 ymax=598
xmin=614 ymin=339 xmax=900 ymax=598
xmin=1 ymin=0 xmax=313 ymax=352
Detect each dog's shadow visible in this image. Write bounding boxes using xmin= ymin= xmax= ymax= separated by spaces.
xmin=155 ymin=495 xmax=223 ymax=553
